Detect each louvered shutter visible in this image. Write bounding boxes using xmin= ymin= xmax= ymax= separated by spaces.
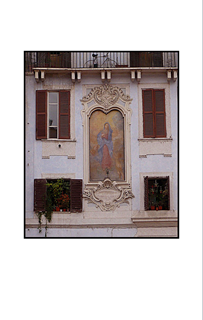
xmin=34 ymin=179 xmax=47 ymax=212
xmin=59 ymin=91 xmax=70 ymax=139
xmin=143 ymin=89 xmax=154 ymax=137
xmin=152 ymin=52 xmax=163 ymax=67
xmin=36 ymin=91 xmax=47 ymax=139
xmin=70 ymin=179 xmax=83 ymax=212
xmin=130 ymin=52 xmax=139 ymax=67
xmin=140 ymin=52 xmax=152 ymax=67
xmin=144 ymin=176 xmax=149 ymax=210
xmin=166 ymin=176 xmax=170 ymax=210
xmin=154 ymin=90 xmax=166 ymax=137
xmin=61 ymin=52 xmax=71 ymax=68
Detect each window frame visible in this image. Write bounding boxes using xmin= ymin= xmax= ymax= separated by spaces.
xmin=139 ymin=172 xmax=173 ymax=212
xmin=34 ymin=178 xmax=83 ymax=213
xmin=144 ymin=176 xmax=170 ymax=211
xmin=142 ymin=88 xmax=166 ymax=138
xmin=138 ymin=83 xmax=171 ymax=141
xmin=36 ymin=90 xmax=71 ymax=140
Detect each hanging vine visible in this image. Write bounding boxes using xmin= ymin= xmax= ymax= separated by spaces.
xmin=36 ymin=179 xmax=70 ymax=234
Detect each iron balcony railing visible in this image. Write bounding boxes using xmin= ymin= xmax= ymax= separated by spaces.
xmin=25 ymin=51 xmax=178 ymax=72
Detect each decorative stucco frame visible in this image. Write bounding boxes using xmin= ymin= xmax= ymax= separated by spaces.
xmin=80 ymin=84 xmax=134 ymax=211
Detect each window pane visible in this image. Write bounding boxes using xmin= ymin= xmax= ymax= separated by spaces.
xmin=49 ymin=104 xmax=57 ymax=126
xmin=49 ymin=92 xmax=58 ymax=103
xmin=49 ymin=127 xmax=57 ymax=138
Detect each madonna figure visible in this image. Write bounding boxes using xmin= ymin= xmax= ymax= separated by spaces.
xmin=97 ymin=122 xmax=113 ymax=171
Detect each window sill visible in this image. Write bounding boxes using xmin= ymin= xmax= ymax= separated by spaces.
xmin=131 ymin=210 xmax=178 ymax=228
xmin=42 ymin=138 xmax=76 ymax=142
xmin=138 ymin=137 xmax=172 ymax=141
xmin=138 ymin=138 xmax=172 ymax=157
xmin=41 ymin=139 xmax=76 ymax=159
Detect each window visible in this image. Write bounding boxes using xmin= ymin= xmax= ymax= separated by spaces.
xmin=34 ymin=178 xmax=82 ymax=213
xmin=142 ymin=89 xmax=166 ymax=138
xmin=36 ymin=90 xmax=70 ymax=140
xmin=144 ymin=176 xmax=170 ymax=211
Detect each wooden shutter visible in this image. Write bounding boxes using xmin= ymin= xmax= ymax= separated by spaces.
xmin=144 ymin=176 xmax=149 ymax=210
xmin=36 ymin=91 xmax=47 ymax=139
xmin=154 ymin=89 xmax=166 ymax=137
xmin=70 ymin=179 xmax=82 ymax=212
xmin=61 ymin=52 xmax=71 ymax=68
xmin=139 ymin=52 xmax=152 ymax=67
xmin=143 ymin=89 xmax=154 ymax=137
xmin=166 ymin=176 xmax=170 ymax=210
xmin=59 ymin=91 xmax=70 ymax=139
xmin=130 ymin=52 xmax=139 ymax=67
xmin=152 ymin=52 xmax=163 ymax=67
xmin=34 ymin=179 xmax=47 ymax=212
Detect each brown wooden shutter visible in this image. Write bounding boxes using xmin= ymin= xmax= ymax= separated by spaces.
xmin=36 ymin=91 xmax=47 ymax=139
xmin=61 ymin=52 xmax=71 ymax=68
xmin=154 ymin=89 xmax=166 ymax=137
xmin=59 ymin=91 xmax=70 ymax=139
xmin=139 ymin=52 xmax=152 ymax=67
xmin=130 ymin=52 xmax=139 ymax=67
xmin=152 ymin=52 xmax=163 ymax=67
xmin=34 ymin=179 xmax=47 ymax=212
xmin=166 ymin=176 xmax=170 ymax=210
xmin=143 ymin=89 xmax=154 ymax=137
xmin=70 ymin=179 xmax=82 ymax=212
xmin=144 ymin=176 xmax=149 ymax=210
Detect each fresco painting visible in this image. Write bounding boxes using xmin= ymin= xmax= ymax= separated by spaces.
xmin=90 ymin=110 xmax=125 ymax=181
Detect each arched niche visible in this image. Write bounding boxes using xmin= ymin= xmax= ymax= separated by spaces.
xmin=80 ymin=84 xmax=134 ymax=211
xmin=89 ymin=108 xmax=125 ymax=182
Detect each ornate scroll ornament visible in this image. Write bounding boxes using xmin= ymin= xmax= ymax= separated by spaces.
xmin=83 ymin=178 xmax=134 ymax=211
xmin=81 ymin=84 xmax=132 ymax=108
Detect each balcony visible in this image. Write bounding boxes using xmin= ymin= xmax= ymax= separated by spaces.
xmin=25 ymin=51 xmax=178 ymax=72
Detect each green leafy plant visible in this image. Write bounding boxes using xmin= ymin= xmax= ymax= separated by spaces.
xmin=37 ymin=179 xmax=70 ymax=234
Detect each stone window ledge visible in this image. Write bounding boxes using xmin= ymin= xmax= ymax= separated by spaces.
xmin=131 ymin=210 xmax=178 ymax=227
xmin=41 ymin=139 xmax=76 ymax=142
xmin=41 ymin=139 xmax=76 ymax=159
xmin=138 ymin=138 xmax=173 ymax=141
xmin=138 ymin=138 xmax=172 ymax=157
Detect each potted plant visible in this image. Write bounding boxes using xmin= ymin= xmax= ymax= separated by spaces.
xmin=36 ymin=179 xmax=70 ymax=234
xmin=59 ymin=193 xmax=70 ymax=212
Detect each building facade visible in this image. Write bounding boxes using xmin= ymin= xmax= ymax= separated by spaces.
xmin=25 ymin=51 xmax=178 ymax=237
